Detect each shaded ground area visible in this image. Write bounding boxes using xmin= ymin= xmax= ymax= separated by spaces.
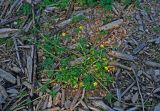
xmin=0 ymin=0 xmax=160 ymax=111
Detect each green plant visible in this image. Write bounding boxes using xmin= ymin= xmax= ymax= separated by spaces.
xmin=43 ymin=0 xmax=69 ymax=10
xmin=105 ymin=92 xmax=113 ymax=104
xmin=37 ymin=29 xmax=113 ymax=90
xmin=76 ymin=0 xmax=113 ymax=10
xmin=19 ymin=3 xmax=32 ymax=15
xmin=102 ymin=15 xmax=113 ymax=25
xmin=153 ymin=25 xmax=160 ymax=33
xmin=122 ymin=0 xmax=140 ymax=7
xmin=100 ymin=0 xmax=113 ymax=10
xmin=71 ymin=15 xmax=87 ymax=23
xmin=76 ymin=0 xmax=97 ymax=6
xmin=0 ymin=38 xmax=13 ymax=47
xmin=54 ymin=0 xmax=69 ymax=10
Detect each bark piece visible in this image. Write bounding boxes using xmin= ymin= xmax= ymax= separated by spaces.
xmin=7 ymin=88 xmax=18 ymax=94
xmin=109 ymin=61 xmax=132 ymax=71
xmin=65 ymin=100 xmax=71 ymax=109
xmin=43 ymin=107 xmax=60 ymax=111
xmin=10 ymin=66 xmax=21 ymax=73
xmin=0 ymin=85 xmax=8 ymax=103
xmin=145 ymin=61 xmax=160 ymax=68
xmin=47 ymin=95 xmax=52 ymax=108
xmin=133 ymin=43 xmax=146 ymax=54
xmin=153 ymin=87 xmax=160 ymax=94
xmin=92 ymin=100 xmax=114 ymax=111
xmin=0 ymin=69 xmax=16 ymax=84
xmin=131 ymin=92 xmax=139 ymax=103
xmin=126 ymin=107 xmax=138 ymax=111
xmin=154 ymin=70 xmax=160 ymax=76
xmin=154 ymin=103 xmax=160 ymax=111
xmin=108 ymin=51 xmax=136 ymax=61
xmin=0 ymin=28 xmax=18 ymax=38
xmin=148 ymin=36 xmax=160 ymax=44
xmin=88 ymin=105 xmax=101 ymax=111
xmin=70 ymin=91 xmax=81 ymax=110
xmin=99 ymin=19 xmax=123 ymax=31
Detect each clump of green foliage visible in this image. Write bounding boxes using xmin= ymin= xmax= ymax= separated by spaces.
xmin=19 ymin=2 xmax=32 ymax=15
xmin=37 ymin=30 xmax=113 ymax=90
xmin=153 ymin=25 xmax=160 ymax=33
xmin=71 ymin=15 xmax=87 ymax=23
xmin=100 ymin=0 xmax=113 ymax=10
xmin=76 ymin=0 xmax=113 ymax=10
xmin=122 ymin=0 xmax=140 ymax=7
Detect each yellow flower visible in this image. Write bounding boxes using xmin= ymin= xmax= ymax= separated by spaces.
xmin=79 ymin=82 xmax=84 ymax=87
xmin=102 ymin=58 xmax=107 ymax=61
xmin=100 ymin=44 xmax=104 ymax=48
xmin=93 ymin=82 xmax=98 ymax=86
xmin=104 ymin=66 xmax=108 ymax=71
xmin=79 ymin=25 xmax=83 ymax=30
xmin=62 ymin=32 xmax=66 ymax=37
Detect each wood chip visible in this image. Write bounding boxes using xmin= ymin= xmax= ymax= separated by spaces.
xmin=64 ymin=99 xmax=71 ymax=109
xmin=121 ymin=82 xmax=136 ymax=97
xmin=153 ymin=87 xmax=160 ymax=94
xmin=145 ymin=61 xmax=160 ymax=68
xmin=42 ymin=96 xmax=49 ymax=110
xmin=109 ymin=61 xmax=132 ymax=70
xmin=47 ymin=95 xmax=52 ymax=108
xmin=61 ymin=89 xmax=65 ymax=107
xmin=0 ymin=85 xmax=8 ymax=102
xmin=22 ymin=81 xmax=32 ymax=89
xmin=92 ymin=100 xmax=114 ymax=111
xmin=88 ymin=105 xmax=101 ymax=111
xmin=7 ymin=88 xmax=18 ymax=94
xmin=99 ymin=19 xmax=123 ymax=31
xmin=126 ymin=107 xmax=138 ymax=111
xmin=43 ymin=107 xmax=60 ymax=111
xmin=0 ymin=28 xmax=18 ymax=38
xmin=70 ymin=90 xmax=81 ymax=110
xmin=154 ymin=103 xmax=160 ymax=111
xmin=154 ymin=70 xmax=160 ymax=76
xmin=113 ymin=107 xmax=124 ymax=111
xmin=27 ymin=55 xmax=33 ymax=83
xmin=131 ymin=92 xmax=139 ymax=103
xmin=10 ymin=66 xmax=21 ymax=73
xmin=53 ymin=92 xmax=61 ymax=105
xmin=0 ymin=69 xmax=16 ymax=84
xmin=133 ymin=43 xmax=146 ymax=54
xmin=108 ymin=51 xmax=136 ymax=61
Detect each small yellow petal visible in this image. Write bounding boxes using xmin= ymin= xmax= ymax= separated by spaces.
xmin=79 ymin=82 xmax=84 ymax=87
xmin=102 ymin=58 xmax=107 ymax=61
xmin=79 ymin=25 xmax=83 ymax=30
xmin=62 ymin=32 xmax=66 ymax=37
xmin=100 ymin=44 xmax=104 ymax=48
xmin=93 ymin=82 xmax=98 ymax=86
xmin=104 ymin=66 xmax=108 ymax=71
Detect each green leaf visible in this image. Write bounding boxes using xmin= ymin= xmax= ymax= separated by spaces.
xmin=49 ymin=90 xmax=57 ymax=97
xmin=42 ymin=58 xmax=54 ymax=69
xmin=20 ymin=3 xmax=32 ymax=15
xmin=105 ymin=92 xmax=113 ymax=104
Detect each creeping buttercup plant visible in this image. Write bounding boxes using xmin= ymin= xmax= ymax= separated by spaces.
xmin=38 ymin=29 xmax=114 ymax=90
